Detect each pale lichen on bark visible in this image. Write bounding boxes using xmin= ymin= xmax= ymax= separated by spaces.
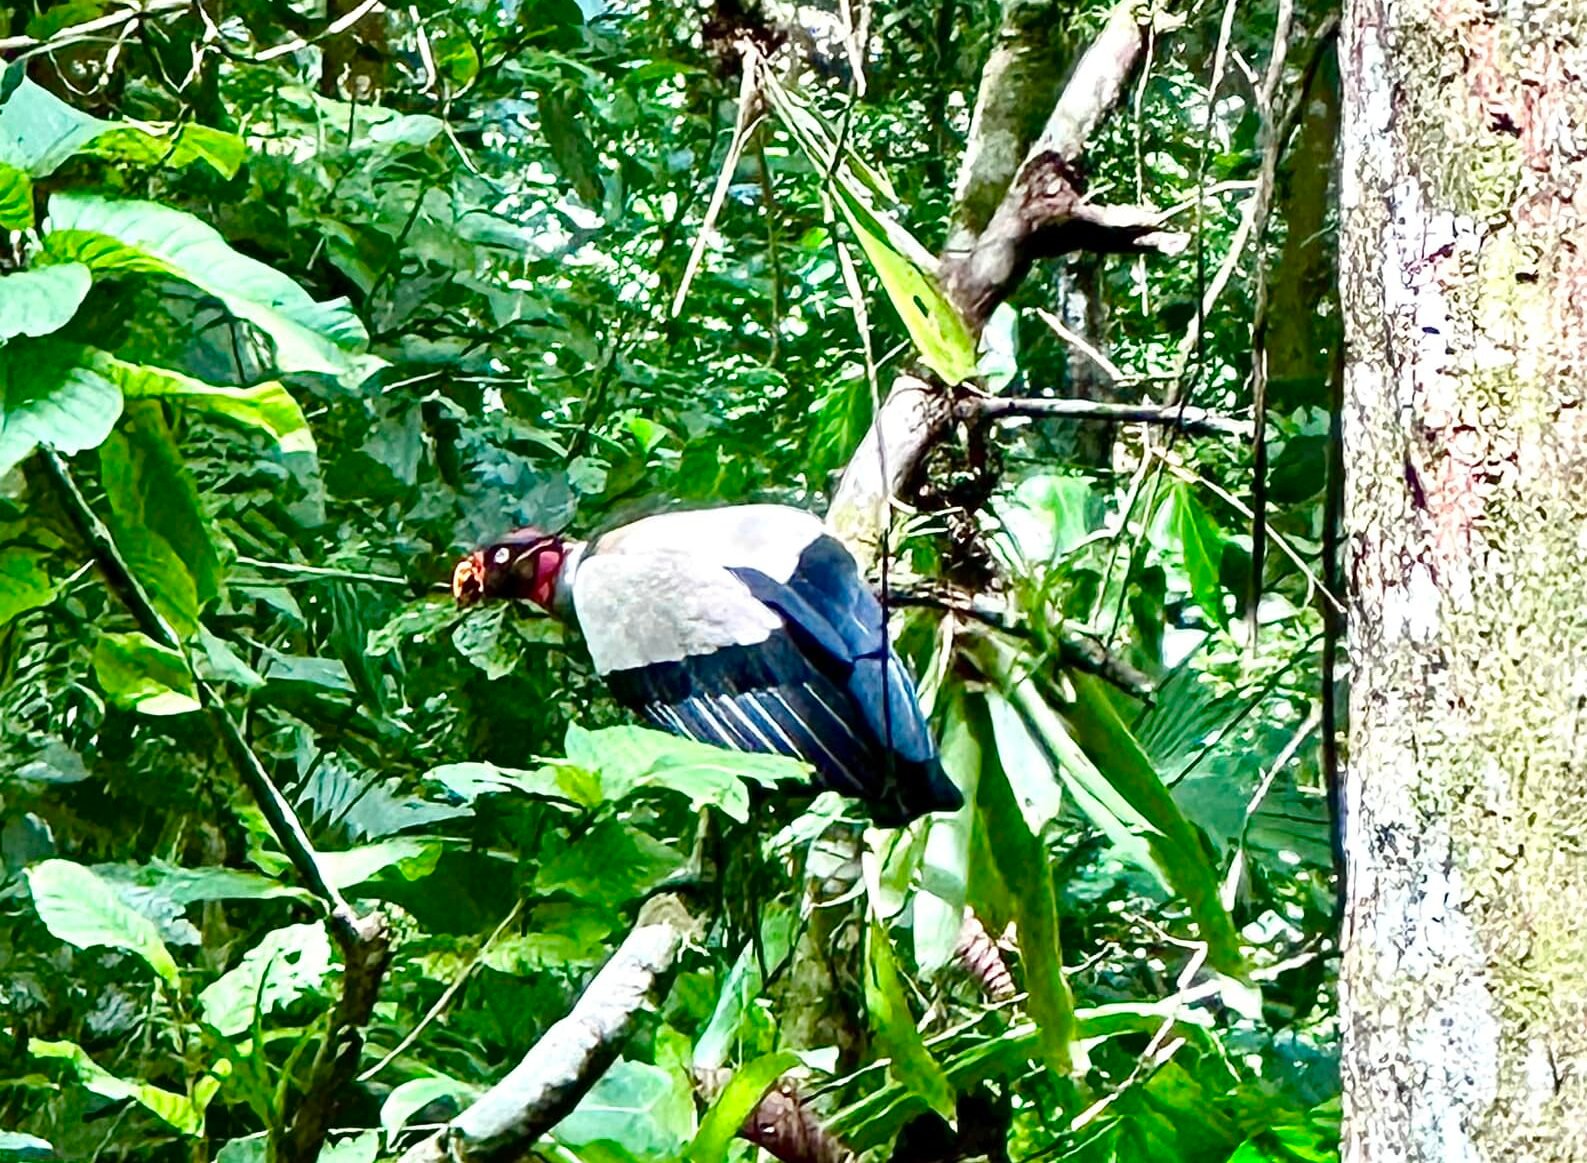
xmin=1341 ymin=0 xmax=1587 ymax=1156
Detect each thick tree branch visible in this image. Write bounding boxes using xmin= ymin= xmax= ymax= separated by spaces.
xmin=397 ymin=895 xmax=695 ymax=1163
xmin=830 ymin=0 xmax=1167 ymax=568
xmin=41 ymin=450 xmax=390 ymax=1163
xmin=940 ymin=0 xmax=1173 ymax=332
xmin=947 ymin=0 xmax=1070 ymax=253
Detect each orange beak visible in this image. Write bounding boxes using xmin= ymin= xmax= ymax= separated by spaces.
xmin=452 ymin=552 xmax=486 ymax=605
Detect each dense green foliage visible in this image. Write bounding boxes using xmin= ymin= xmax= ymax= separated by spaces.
xmin=0 ymin=1 xmax=1340 ymax=1160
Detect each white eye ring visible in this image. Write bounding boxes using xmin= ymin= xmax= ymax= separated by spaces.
xmin=494 ymin=548 xmax=512 ymax=565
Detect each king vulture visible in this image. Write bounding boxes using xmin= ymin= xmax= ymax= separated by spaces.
xmin=452 ymin=504 xmax=963 ymax=826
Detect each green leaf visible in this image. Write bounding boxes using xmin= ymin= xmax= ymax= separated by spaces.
xmin=0 ymin=79 xmax=103 ymax=175
xmin=555 ymin=1059 xmax=694 ymax=1160
xmin=82 ymin=124 xmax=245 ymax=179
xmin=535 ymin=817 xmax=682 ymax=902
xmin=0 ymin=78 xmax=243 ymax=177
xmin=0 ymin=547 xmax=56 ymax=628
xmin=1060 ymin=673 xmax=1246 ymax=976
xmin=320 ymin=838 xmax=443 ymax=890
xmin=26 ymin=859 xmax=178 ymax=985
xmin=28 ymin=1040 xmax=214 ymax=1136
xmin=197 ymin=923 xmax=333 ymax=1035
xmin=0 ymin=1132 xmax=52 ymax=1159
xmin=0 ymin=162 xmax=33 ymax=228
xmin=863 ymin=921 xmax=955 ymax=1122
xmin=380 ymin=1077 xmax=480 ymax=1143
xmin=973 ymin=700 xmax=1074 ymax=1076
xmin=0 ymin=264 xmax=90 ymax=340
xmin=92 ymin=631 xmax=200 ymax=716
xmin=565 ymin=724 xmax=807 ymax=822
xmin=829 ymin=182 xmax=977 ymax=385
xmin=43 ymin=193 xmax=380 ymax=384
xmin=100 ymin=401 xmax=221 ymax=637
xmin=113 ymin=362 xmax=315 ymax=455
xmin=914 ymin=686 xmax=983 ymax=973
xmin=0 ymin=338 xmax=122 ymax=477
xmin=424 ymin=761 xmax=595 ymax=808
xmin=686 ymin=1051 xmax=800 ymax=1163
xmin=1164 ymin=483 xmax=1228 ymax=626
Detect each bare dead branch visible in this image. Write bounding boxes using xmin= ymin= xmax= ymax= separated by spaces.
xmin=397 ymin=895 xmax=696 ymax=1163
xmin=968 ymin=396 xmax=1252 ymax=438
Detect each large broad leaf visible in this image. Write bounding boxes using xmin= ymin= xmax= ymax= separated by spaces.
xmin=554 ymin=1058 xmax=694 ymax=1161
xmin=380 ymin=1077 xmax=481 ymax=1144
xmin=198 ymin=923 xmax=333 ymax=1035
xmin=0 ymin=264 xmax=88 ymax=340
xmin=0 ymin=338 xmax=121 ymax=477
xmin=91 ymin=631 xmax=201 ymax=716
xmin=114 ymin=361 xmax=315 ymax=455
xmin=564 ymin=724 xmax=809 ymax=822
xmin=0 ymin=78 xmax=244 ymax=177
xmin=26 ymin=859 xmax=178 ymax=985
xmin=863 ymin=922 xmax=955 ymax=1121
xmin=0 ymin=1132 xmax=52 ymax=1159
xmin=100 ymin=401 xmax=222 ymax=637
xmin=914 ymin=687 xmax=983 ymax=973
xmin=687 ymin=1051 xmax=800 ymax=1163
xmin=28 ymin=1040 xmax=218 ymax=1136
xmin=43 ymin=193 xmax=379 ymax=384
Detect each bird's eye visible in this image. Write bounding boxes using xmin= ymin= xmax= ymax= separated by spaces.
xmin=494 ymin=548 xmax=512 ymax=565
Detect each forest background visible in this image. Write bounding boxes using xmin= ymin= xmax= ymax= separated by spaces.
xmin=0 ymin=1 xmax=1342 ymax=1161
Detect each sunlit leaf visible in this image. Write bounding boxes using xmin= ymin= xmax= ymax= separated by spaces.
xmin=44 ymin=193 xmax=381 ymax=384
xmin=91 ymin=631 xmax=200 ymax=716
xmin=26 ymin=859 xmax=178 ymax=985
xmin=0 ymin=161 xmax=30 ymax=229
xmin=0 ymin=1132 xmax=52 ymax=1159
xmin=28 ymin=1040 xmax=217 ymax=1136
xmin=198 ymin=923 xmax=333 ymax=1035
xmin=0 ymin=547 xmax=56 ymax=628
xmin=114 ymin=362 xmax=315 ymax=455
xmin=0 ymin=338 xmax=121 ymax=476
xmin=0 ymin=265 xmax=88 ymax=342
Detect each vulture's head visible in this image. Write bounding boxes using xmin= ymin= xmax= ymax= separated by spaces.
xmin=452 ymin=528 xmax=567 ymax=610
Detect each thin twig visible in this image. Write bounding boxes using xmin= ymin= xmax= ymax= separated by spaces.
xmin=255 ymin=0 xmax=387 ymax=62
xmin=969 ymin=395 xmax=1251 ymax=438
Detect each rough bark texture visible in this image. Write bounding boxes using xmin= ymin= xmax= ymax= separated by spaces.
xmin=1339 ymin=0 xmax=1587 ymax=1156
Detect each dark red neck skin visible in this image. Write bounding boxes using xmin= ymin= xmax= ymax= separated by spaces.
xmin=452 ymin=529 xmax=564 ymax=610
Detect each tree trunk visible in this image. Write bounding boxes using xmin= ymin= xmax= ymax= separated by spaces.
xmin=1339 ymin=0 xmax=1587 ymax=1156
